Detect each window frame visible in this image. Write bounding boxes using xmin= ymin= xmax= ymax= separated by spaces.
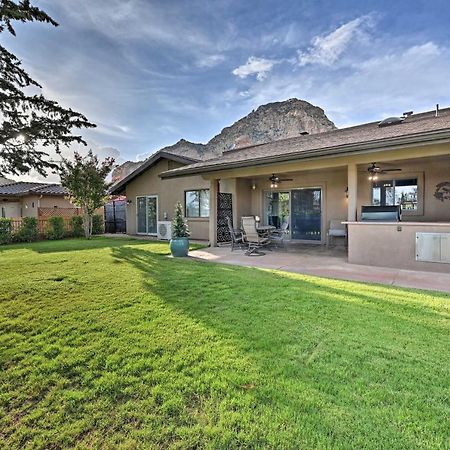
xmin=370 ymin=172 xmax=424 ymax=216
xmin=184 ymin=189 xmax=210 ymax=218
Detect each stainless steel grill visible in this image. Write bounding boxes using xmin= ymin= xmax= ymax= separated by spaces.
xmin=360 ymin=205 xmax=401 ymax=222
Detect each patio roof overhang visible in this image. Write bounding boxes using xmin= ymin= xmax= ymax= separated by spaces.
xmin=159 ymin=129 xmax=450 ymax=180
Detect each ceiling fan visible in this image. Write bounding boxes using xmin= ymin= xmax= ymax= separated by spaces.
xmin=269 ymin=173 xmax=293 ymax=188
xmin=367 ymin=162 xmax=402 ymax=180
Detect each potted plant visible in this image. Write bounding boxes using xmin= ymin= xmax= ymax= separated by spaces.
xmin=170 ymin=202 xmax=190 ymax=257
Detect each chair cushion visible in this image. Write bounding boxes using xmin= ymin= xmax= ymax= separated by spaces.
xmin=328 ymin=230 xmax=346 ymax=237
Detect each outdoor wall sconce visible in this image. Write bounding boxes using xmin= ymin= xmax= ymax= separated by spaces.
xmin=251 ymin=183 xmax=257 ymax=190
xmin=126 ymin=199 xmax=132 ymax=205
xmin=345 ymin=187 xmax=349 ymax=198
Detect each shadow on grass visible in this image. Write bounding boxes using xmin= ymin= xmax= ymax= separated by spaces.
xmin=109 ymin=244 xmax=450 ymax=447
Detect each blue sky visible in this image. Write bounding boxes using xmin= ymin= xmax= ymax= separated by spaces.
xmin=4 ymin=0 xmax=450 ymax=177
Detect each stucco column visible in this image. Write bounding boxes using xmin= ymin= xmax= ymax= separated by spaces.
xmin=347 ymin=163 xmax=358 ymax=221
xmin=209 ymin=179 xmax=218 ymax=246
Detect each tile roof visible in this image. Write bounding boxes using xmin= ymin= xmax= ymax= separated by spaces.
xmin=0 ymin=182 xmax=68 ymax=197
xmin=160 ymin=108 xmax=450 ymax=178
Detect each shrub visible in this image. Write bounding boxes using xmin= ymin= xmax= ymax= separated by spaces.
xmin=92 ymin=214 xmax=104 ymax=235
xmin=0 ymin=218 xmax=12 ymax=244
xmin=14 ymin=217 xmax=39 ymax=242
xmin=47 ymin=216 xmax=65 ymax=240
xmin=172 ymin=202 xmax=190 ymax=238
xmin=70 ymin=215 xmax=84 ymax=237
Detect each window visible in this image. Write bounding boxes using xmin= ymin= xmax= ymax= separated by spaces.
xmin=372 ymin=178 xmax=418 ymax=210
xmin=185 ymin=189 xmax=209 ymax=218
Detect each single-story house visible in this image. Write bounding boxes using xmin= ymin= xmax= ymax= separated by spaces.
xmin=111 ymin=107 xmax=450 ymax=273
xmin=0 ymin=182 xmax=75 ymax=219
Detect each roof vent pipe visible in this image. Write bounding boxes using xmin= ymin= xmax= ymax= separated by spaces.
xmin=436 ymin=104 xmax=439 ymax=117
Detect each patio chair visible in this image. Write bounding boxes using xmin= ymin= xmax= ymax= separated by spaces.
xmin=241 ymin=216 xmax=269 ymax=256
xmin=226 ymin=216 xmax=245 ymax=251
xmin=269 ymin=217 xmax=289 ymax=249
xmin=327 ymin=219 xmax=347 ymax=247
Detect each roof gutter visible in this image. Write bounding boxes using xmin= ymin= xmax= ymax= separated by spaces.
xmin=160 ymin=129 xmax=450 ymax=179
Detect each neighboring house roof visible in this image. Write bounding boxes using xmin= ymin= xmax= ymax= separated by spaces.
xmin=110 ymin=150 xmax=199 ymax=195
xmin=0 ymin=182 xmax=68 ymax=197
xmin=160 ymin=108 xmax=450 ymax=178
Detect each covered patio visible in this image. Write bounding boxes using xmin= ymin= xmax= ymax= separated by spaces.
xmin=205 ymin=150 xmax=450 ymax=273
xmin=189 ymin=244 xmax=450 ymax=293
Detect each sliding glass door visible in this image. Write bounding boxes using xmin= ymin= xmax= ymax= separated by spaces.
xmin=264 ymin=191 xmax=290 ymax=229
xmin=136 ymin=196 xmax=158 ymax=235
xmin=291 ymin=188 xmax=322 ymax=241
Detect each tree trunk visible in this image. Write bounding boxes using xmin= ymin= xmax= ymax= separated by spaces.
xmin=83 ymin=213 xmax=91 ymax=239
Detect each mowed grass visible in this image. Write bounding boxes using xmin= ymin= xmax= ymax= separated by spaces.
xmin=0 ymin=238 xmax=449 ymax=449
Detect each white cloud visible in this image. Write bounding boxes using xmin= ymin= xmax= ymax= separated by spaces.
xmin=232 ymin=56 xmax=277 ymax=81
xmin=195 ymin=54 xmax=226 ymax=68
xmin=10 ymin=141 xmax=126 ymax=183
xmin=236 ymin=39 xmax=450 ymax=128
xmin=298 ymin=15 xmax=374 ymax=66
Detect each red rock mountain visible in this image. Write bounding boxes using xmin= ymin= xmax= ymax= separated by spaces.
xmin=112 ymin=98 xmax=336 ymax=183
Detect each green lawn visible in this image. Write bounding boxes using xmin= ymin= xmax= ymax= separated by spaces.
xmin=0 ymin=238 xmax=448 ymax=449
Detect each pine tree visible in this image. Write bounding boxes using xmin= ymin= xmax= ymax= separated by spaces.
xmin=172 ymin=202 xmax=190 ymax=238
xmin=0 ymin=0 xmax=95 ymax=176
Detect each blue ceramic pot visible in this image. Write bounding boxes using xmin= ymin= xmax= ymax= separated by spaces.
xmin=170 ymin=237 xmax=189 ymax=257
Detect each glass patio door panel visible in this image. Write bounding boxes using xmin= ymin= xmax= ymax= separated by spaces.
xmin=136 ymin=196 xmax=158 ymax=234
xmin=146 ymin=197 xmax=157 ymax=234
xmin=264 ymin=191 xmax=290 ymax=229
xmin=137 ymin=197 xmax=147 ymax=233
xmin=291 ymin=189 xmax=322 ymax=241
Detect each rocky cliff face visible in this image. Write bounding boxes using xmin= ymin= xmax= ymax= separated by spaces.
xmin=207 ymin=98 xmax=336 ymax=154
xmin=112 ymin=98 xmax=336 ymax=182
xmin=111 ymin=161 xmax=143 ymax=184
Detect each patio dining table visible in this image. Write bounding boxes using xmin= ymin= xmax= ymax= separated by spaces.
xmin=256 ymin=225 xmax=276 ymax=237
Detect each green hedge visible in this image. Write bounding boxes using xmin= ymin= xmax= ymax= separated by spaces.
xmin=70 ymin=216 xmax=84 ymax=237
xmin=14 ymin=217 xmax=39 ymax=242
xmin=0 ymin=218 xmax=12 ymax=244
xmin=47 ymin=216 xmax=65 ymax=240
xmin=92 ymin=214 xmax=104 ymax=235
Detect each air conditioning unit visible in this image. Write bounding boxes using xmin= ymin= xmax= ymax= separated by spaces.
xmin=157 ymin=221 xmax=172 ymax=240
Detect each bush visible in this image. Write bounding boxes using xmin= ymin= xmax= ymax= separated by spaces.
xmin=0 ymin=218 xmax=12 ymax=244
xmin=92 ymin=214 xmax=104 ymax=235
xmin=70 ymin=215 xmax=84 ymax=237
xmin=14 ymin=217 xmax=38 ymax=242
xmin=47 ymin=216 xmax=65 ymax=240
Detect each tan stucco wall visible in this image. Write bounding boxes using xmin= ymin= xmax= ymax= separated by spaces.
xmin=347 ymin=223 xmax=450 ymax=273
xmin=38 ymin=195 xmax=74 ymax=209
xmin=0 ymin=195 xmax=74 ymax=218
xmin=125 ymin=159 xmax=210 ymax=240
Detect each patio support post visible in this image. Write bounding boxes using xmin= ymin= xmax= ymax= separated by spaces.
xmin=347 ymin=163 xmax=358 ymax=221
xmin=209 ymin=179 xmax=218 ymax=246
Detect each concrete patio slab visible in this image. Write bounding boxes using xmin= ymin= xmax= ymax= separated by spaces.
xmin=188 ymin=245 xmax=450 ymax=293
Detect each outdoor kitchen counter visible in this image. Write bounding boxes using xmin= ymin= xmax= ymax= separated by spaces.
xmin=343 ymin=221 xmax=450 ymax=273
